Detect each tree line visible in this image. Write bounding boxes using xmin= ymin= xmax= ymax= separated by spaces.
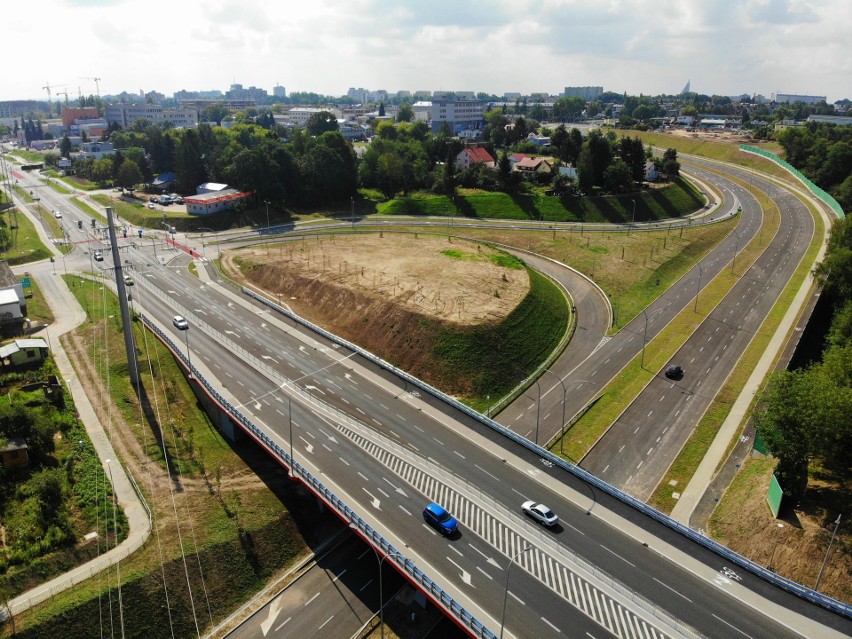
xmin=777 ymin=122 xmax=852 ymax=213
xmin=50 ymin=113 xmax=679 ymax=206
xmin=757 ymin=215 xmax=852 ymax=504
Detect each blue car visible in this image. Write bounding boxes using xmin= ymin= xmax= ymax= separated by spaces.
xmin=423 ymin=502 xmax=458 ymax=536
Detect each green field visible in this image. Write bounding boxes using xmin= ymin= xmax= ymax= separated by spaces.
xmin=0 ymin=208 xmax=53 ymax=265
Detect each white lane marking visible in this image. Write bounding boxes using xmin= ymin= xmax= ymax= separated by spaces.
xmin=332 ymin=569 xmax=346 ymax=583
xmin=653 ymin=577 xmax=692 ymax=602
xmin=541 ymin=617 xmax=561 ymax=633
xmin=712 ymin=614 xmax=754 ymax=638
xmin=304 ymin=592 xmax=320 ymax=606
xmin=317 ymin=615 xmax=335 ymax=630
xmin=475 ymin=464 xmax=500 ymax=481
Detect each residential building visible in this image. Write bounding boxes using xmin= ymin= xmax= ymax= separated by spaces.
xmin=455 ymin=147 xmax=496 ymax=170
xmin=645 ymin=161 xmax=660 ymax=182
xmin=179 ymin=99 xmax=255 ymax=118
xmin=184 ymin=189 xmax=252 ymax=215
xmin=775 ymin=93 xmax=826 ymax=105
xmin=563 ymin=86 xmax=603 ymax=101
xmin=286 ymin=107 xmax=343 ymax=126
xmin=513 ymin=156 xmax=553 ymax=177
xmin=227 ymin=84 xmax=269 ymax=101
xmin=61 ymin=107 xmax=99 ymax=129
xmin=106 ymin=103 xmax=199 ymax=129
xmin=412 ymin=101 xmax=433 ymax=122
xmin=273 ymin=84 xmax=287 ymax=98
xmin=430 ymin=97 xmax=485 ymax=134
xmin=413 ymin=90 xmax=432 ymax=100
xmin=526 ymin=133 xmax=551 ymax=147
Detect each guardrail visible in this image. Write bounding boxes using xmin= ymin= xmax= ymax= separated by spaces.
xmin=242 ymin=286 xmax=852 ymax=621
xmin=740 ymin=144 xmax=845 ymax=219
xmin=140 ymin=315 xmax=497 ymax=639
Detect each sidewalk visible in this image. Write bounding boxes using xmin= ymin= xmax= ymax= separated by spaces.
xmin=3 ymin=265 xmax=152 ymax=618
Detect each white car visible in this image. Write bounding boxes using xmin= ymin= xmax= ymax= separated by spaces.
xmin=172 ymin=315 xmax=189 ymax=330
xmin=53 ymin=210 xmax=62 ymax=218
xmin=522 ymin=500 xmax=559 ymax=526
xmin=93 ymin=250 xmax=103 ymax=261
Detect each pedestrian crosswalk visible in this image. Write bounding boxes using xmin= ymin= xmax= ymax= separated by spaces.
xmin=330 ymin=419 xmax=679 ymax=639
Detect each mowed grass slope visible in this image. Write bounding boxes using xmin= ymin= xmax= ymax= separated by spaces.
xmin=434 ymin=266 xmax=569 ymax=410
xmin=379 ymin=178 xmax=703 ymax=224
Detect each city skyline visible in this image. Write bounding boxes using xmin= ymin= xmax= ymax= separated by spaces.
xmin=5 ymin=0 xmax=851 ymax=104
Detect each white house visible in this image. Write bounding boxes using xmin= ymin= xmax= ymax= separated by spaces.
xmin=645 ymin=161 xmax=660 ymax=182
xmin=184 ymin=189 xmax=252 ymax=215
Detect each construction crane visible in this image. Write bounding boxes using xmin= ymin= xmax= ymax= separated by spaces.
xmin=79 ymin=76 xmax=102 ymax=98
xmin=56 ymin=90 xmax=70 ymax=108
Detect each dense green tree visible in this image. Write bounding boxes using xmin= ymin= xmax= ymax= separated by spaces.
xmin=396 ymin=102 xmax=414 ymax=123
xmin=116 ymin=159 xmax=143 ymax=191
xmin=603 ymin=160 xmax=633 ymax=193
xmin=305 ymin=111 xmax=339 ymax=137
xmin=90 ymin=158 xmax=113 ymax=185
xmin=618 ymin=136 xmax=646 ymax=182
xmin=577 ymin=129 xmax=613 ymax=191
xmin=59 ymin=135 xmax=71 ymax=158
xmin=205 ymin=103 xmax=230 ymax=126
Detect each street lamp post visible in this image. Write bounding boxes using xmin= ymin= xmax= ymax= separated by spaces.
xmin=264 ymin=200 xmax=271 ymax=255
xmin=694 ymin=261 xmax=704 ymax=312
xmin=541 ymin=368 xmax=567 ymax=444
xmin=351 ymin=196 xmax=355 ymax=230
xmin=628 ymin=199 xmax=636 ymax=236
xmin=558 ymin=379 xmax=591 ymax=455
xmin=814 ymin=514 xmax=842 ymax=592
xmin=640 ymin=307 xmax=668 ymax=369
xmin=533 ymin=379 xmax=541 ymax=445
xmin=500 ymin=546 xmax=533 ymax=639
xmin=350 ymin=524 xmax=402 ymax=639
xmin=731 ymin=228 xmax=743 ymax=275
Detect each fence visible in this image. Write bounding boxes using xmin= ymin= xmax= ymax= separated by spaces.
xmin=740 ymin=145 xmax=845 ymax=218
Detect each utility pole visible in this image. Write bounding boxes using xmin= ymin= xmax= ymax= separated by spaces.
xmin=106 ymin=207 xmax=140 ymax=387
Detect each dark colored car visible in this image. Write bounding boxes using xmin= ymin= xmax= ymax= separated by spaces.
xmin=423 ymin=502 xmax=458 ymax=536
xmin=665 ymin=364 xmax=683 ymax=379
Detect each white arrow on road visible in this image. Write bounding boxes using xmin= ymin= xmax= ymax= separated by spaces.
xmin=299 ymin=436 xmax=313 ymax=454
xmin=382 ymin=477 xmax=408 ymax=497
xmin=344 ymin=373 xmax=358 ymax=385
xmin=446 ymin=557 xmax=473 ymax=586
xmin=261 ymin=355 xmax=277 ymax=362
xmin=260 ymin=597 xmax=282 ymax=636
xmin=468 ymin=543 xmax=503 ymax=570
xmin=225 ymin=330 xmax=238 ymax=336
xmin=305 ymin=384 xmax=325 ymax=395
xmin=362 ymin=488 xmax=381 ymax=510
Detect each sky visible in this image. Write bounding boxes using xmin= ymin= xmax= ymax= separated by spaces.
xmin=6 ymin=0 xmax=851 ymax=104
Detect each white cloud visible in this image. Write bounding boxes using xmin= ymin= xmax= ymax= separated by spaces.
xmin=4 ymin=0 xmax=849 ymax=103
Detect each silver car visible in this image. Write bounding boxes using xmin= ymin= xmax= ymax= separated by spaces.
xmin=522 ymin=500 xmax=559 ymax=526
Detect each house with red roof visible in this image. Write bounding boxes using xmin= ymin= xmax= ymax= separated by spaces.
xmin=455 ymin=147 xmax=496 ymax=170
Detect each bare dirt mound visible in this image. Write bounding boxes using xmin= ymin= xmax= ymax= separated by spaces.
xmin=223 ymin=234 xmax=530 ymax=397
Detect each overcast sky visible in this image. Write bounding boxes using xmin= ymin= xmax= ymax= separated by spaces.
xmin=6 ymin=0 xmax=850 ymax=104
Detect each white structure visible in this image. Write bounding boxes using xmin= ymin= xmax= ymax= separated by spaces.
xmin=196 ymin=182 xmax=231 ymax=194
xmin=72 ymin=141 xmax=115 ymax=160
xmin=286 ymin=107 xmax=343 ymax=125
xmin=775 ymin=93 xmax=826 ymax=105
xmin=184 ymin=189 xmax=251 ymax=215
xmin=430 ymin=97 xmax=485 ymax=134
xmin=273 ymin=84 xmax=286 ymax=98
xmin=105 ymin=104 xmax=199 ymax=129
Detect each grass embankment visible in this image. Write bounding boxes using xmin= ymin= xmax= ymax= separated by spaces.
xmin=553 ymin=203 xmax=774 ymax=462
xmin=2 ymin=276 xmax=316 ymax=637
xmin=90 ymin=194 xmax=290 ymax=234
xmin=443 ymin=218 xmax=736 ymax=332
xmin=0 ymin=208 xmax=54 ymax=264
xmin=440 ymin=266 xmax=569 ymax=412
xmin=647 ymin=176 xmax=825 ymax=513
xmin=635 ymin=132 xmax=789 ymax=179
xmin=41 ymin=179 xmax=71 ymax=196
xmin=68 ymin=197 xmax=101 ymax=222
xmin=379 ymin=177 xmax=703 ymax=224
